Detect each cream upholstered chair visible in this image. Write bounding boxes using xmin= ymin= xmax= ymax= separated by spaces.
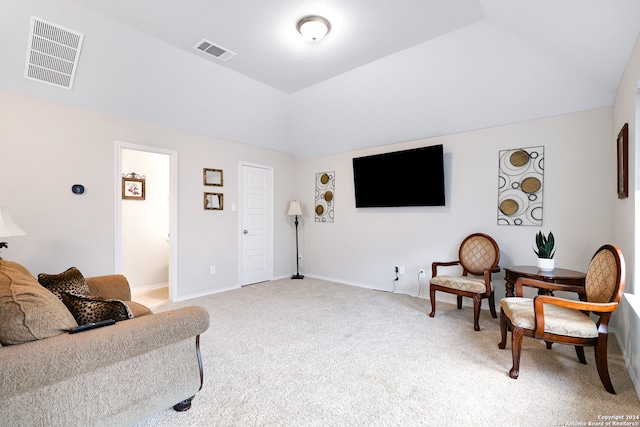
xmin=429 ymin=233 xmax=500 ymax=331
xmin=498 ymin=244 xmax=625 ymax=394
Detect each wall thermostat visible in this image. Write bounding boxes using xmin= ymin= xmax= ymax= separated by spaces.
xmin=71 ymin=184 xmax=85 ymax=195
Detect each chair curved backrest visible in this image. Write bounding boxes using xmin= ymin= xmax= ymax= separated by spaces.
xmin=499 ymin=244 xmax=626 ymax=393
xmin=458 ymin=233 xmax=500 ymax=276
xmin=585 ymin=244 xmax=625 ymax=304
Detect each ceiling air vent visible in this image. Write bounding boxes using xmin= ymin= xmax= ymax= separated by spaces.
xmin=24 ymin=16 xmax=84 ymax=90
xmin=194 ymin=39 xmax=236 ymax=62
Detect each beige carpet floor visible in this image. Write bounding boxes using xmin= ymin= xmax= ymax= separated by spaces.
xmin=133 ymin=277 xmax=639 ymax=427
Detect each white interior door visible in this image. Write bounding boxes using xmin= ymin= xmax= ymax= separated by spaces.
xmin=240 ymin=163 xmax=273 ymax=285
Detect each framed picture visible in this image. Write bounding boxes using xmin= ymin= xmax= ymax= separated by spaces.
xmin=204 ymin=192 xmax=223 ymax=210
xmin=617 ymin=123 xmax=629 ymax=199
xmin=203 ymin=168 xmax=223 ymax=186
xmin=122 ymin=174 xmax=145 ymax=200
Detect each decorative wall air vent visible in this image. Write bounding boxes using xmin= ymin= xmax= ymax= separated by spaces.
xmin=24 ymin=16 xmax=84 ymax=90
xmin=194 ymin=39 xmax=236 ymax=62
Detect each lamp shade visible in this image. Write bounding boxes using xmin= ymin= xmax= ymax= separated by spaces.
xmin=0 ymin=207 xmax=26 ymax=238
xmin=297 ymin=16 xmax=331 ymax=42
xmin=287 ymin=200 xmax=303 ymax=216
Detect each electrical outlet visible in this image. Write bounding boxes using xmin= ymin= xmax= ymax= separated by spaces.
xmin=210 ymin=266 xmax=216 ymax=275
xmin=419 ymin=268 xmax=426 ymax=278
xmin=298 ymin=254 xmax=303 ymax=261
xmin=399 ymin=266 xmax=405 ymax=275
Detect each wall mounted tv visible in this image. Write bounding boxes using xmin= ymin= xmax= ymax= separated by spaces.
xmin=352 ymin=144 xmax=445 ymax=208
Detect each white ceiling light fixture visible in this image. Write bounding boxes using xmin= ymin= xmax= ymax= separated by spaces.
xmin=296 ymin=16 xmax=331 ymax=42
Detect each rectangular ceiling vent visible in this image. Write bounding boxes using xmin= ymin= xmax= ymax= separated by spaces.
xmin=194 ymin=39 xmax=236 ymax=62
xmin=24 ymin=16 xmax=84 ymax=90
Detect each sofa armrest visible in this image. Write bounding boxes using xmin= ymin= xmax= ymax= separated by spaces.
xmin=85 ymin=274 xmax=131 ymax=301
xmin=0 ymin=306 xmax=209 ymax=399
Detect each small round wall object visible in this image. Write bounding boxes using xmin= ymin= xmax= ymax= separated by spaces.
xmin=71 ymin=184 xmax=85 ymax=195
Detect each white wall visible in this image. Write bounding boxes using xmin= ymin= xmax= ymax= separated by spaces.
xmin=122 ymin=149 xmax=170 ymax=290
xmin=296 ymin=108 xmax=615 ymax=300
xmin=613 ymin=32 xmax=640 ymax=398
xmin=0 ymin=0 xmax=292 ymax=154
xmin=0 ymin=91 xmax=298 ymax=300
xmin=289 ymin=20 xmax=617 ymax=159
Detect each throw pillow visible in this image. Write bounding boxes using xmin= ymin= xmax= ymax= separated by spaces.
xmin=0 ymin=260 xmax=78 ymax=345
xmin=37 ymin=267 xmax=90 ymax=300
xmin=60 ymin=292 xmax=133 ymax=326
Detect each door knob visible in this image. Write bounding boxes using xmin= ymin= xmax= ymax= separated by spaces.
xmin=243 ymin=230 xmax=248 ymax=234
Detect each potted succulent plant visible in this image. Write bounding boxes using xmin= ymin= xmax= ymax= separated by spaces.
xmin=533 ymin=230 xmax=556 ymax=271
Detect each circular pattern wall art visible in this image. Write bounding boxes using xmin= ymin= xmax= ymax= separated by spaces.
xmin=315 ymin=171 xmax=335 ymax=222
xmin=497 ymin=146 xmax=544 ymax=226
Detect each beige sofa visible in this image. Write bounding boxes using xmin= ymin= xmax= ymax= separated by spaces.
xmin=0 ymin=260 xmax=210 ymax=426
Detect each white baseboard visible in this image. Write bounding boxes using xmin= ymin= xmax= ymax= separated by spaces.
xmin=613 ymin=294 xmax=640 ymax=400
xmin=612 ymin=330 xmax=637 ymax=396
xmin=131 ymin=282 xmax=168 ymax=293
xmin=303 ymin=273 xmax=474 ymax=308
xmin=173 ymin=284 xmax=240 ymax=302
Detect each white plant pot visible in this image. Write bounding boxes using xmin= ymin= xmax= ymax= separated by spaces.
xmin=537 ymin=258 xmax=555 ymax=271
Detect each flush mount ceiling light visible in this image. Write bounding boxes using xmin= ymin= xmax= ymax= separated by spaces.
xmin=296 ymin=16 xmax=331 ymax=42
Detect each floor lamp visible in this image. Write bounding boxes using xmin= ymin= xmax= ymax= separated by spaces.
xmin=0 ymin=207 xmax=26 ymax=260
xmin=287 ymin=200 xmax=304 ymax=280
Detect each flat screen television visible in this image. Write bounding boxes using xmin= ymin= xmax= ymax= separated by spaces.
xmin=352 ymin=144 xmax=445 ymax=208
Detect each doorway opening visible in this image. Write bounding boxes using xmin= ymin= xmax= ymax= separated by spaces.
xmin=115 ymin=142 xmax=178 ymax=306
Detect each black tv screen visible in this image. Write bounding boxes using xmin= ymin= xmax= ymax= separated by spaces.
xmin=353 ymin=144 xmax=445 ymax=207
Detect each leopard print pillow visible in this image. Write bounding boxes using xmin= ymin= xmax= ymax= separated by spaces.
xmin=61 ymin=292 xmax=133 ymax=326
xmin=38 ymin=267 xmax=90 ymax=300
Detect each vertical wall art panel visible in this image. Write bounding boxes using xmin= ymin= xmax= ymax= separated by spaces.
xmin=497 ymin=146 xmax=544 ymax=226
xmin=315 ymin=171 xmax=335 ymax=222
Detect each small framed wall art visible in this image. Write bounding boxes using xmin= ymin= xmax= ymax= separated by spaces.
xmin=617 ymin=123 xmax=628 ymax=199
xmin=204 ymin=192 xmax=223 ymax=210
xmin=204 ymin=168 xmax=223 ymax=186
xmin=122 ymin=172 xmax=145 ymax=200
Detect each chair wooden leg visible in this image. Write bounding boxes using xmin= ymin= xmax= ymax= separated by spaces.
xmin=472 ymin=294 xmax=481 ymax=331
xmin=594 ymin=335 xmax=615 ymax=394
xmin=428 ymin=287 xmax=436 ymax=318
xmin=489 ymin=291 xmax=497 ymax=318
xmin=456 ymin=295 xmax=463 ymax=310
xmin=498 ymin=309 xmax=508 ymax=349
xmin=509 ymin=326 xmax=523 ymax=379
xmin=575 ymin=345 xmax=587 ymax=364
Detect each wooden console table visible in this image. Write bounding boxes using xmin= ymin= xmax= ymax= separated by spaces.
xmin=503 ymin=266 xmax=586 ymax=299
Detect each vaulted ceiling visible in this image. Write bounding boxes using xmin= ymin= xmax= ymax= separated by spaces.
xmin=2 ymin=0 xmax=640 ymax=158
xmin=70 ymin=0 xmax=640 ymax=93
xmin=72 ymin=0 xmax=488 ymax=94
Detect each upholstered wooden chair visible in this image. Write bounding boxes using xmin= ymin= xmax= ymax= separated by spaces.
xmin=429 ymin=233 xmax=500 ymax=331
xmin=498 ymin=244 xmax=625 ymax=394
